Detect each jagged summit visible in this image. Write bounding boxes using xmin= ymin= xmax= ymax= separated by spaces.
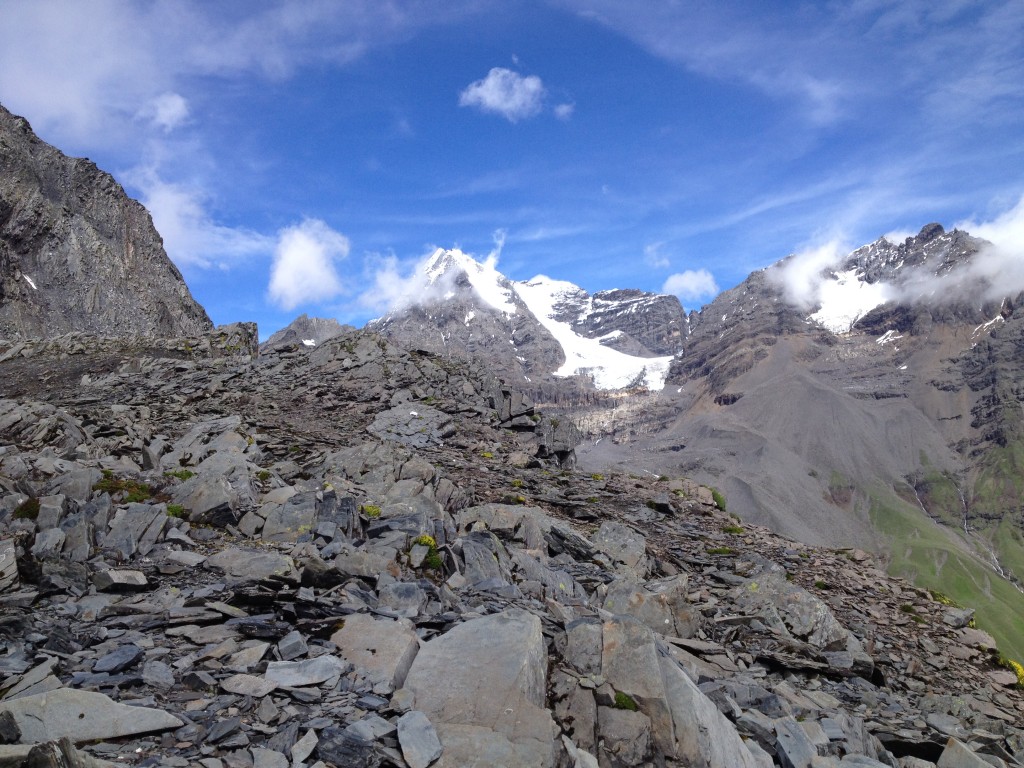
xmin=804 ymin=225 xmax=992 ymax=333
xmin=0 ymin=103 xmax=212 ymax=340
xmin=371 ymin=248 xmax=687 ymax=393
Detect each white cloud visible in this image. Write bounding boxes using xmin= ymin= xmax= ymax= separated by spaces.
xmin=554 ymin=102 xmax=575 ymax=120
xmin=768 ymin=240 xmax=847 ymax=309
xmin=125 ymin=164 xmax=272 ymax=270
xmin=357 ymin=251 xmax=433 ymax=315
xmin=138 ymin=92 xmax=190 ymax=132
xmin=268 ymin=219 xmax=350 ymax=311
xmin=643 ymin=242 xmax=670 ymax=269
xmin=459 ymin=67 xmax=546 ymax=122
xmin=662 ymin=269 xmax=720 ymax=302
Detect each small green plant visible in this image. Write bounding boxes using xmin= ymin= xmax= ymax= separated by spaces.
xmin=164 ymin=469 xmax=195 ymax=481
xmin=587 ymin=497 xmax=599 ymax=503
xmin=411 ymin=534 xmax=443 ymax=571
xmin=361 ymin=504 xmax=382 ymax=518
xmin=480 ymin=451 xmax=494 ymax=459
xmin=93 ymin=471 xmax=151 ymax=502
xmin=707 ymin=546 xmax=734 ymax=555
xmin=658 ymin=475 xmax=669 ymax=481
xmin=166 ymin=504 xmax=186 ymax=518
xmin=1002 ymin=658 xmax=1024 ymax=688
xmin=511 ymin=479 xmax=524 ymax=488
xmin=722 ymin=525 xmax=744 ymax=534
xmin=613 ymin=691 xmax=638 ymax=711
xmin=257 ymin=470 xmax=272 ymax=482
xmin=711 ymin=488 xmax=727 ymax=511
xmin=899 ymin=604 xmax=917 ymax=614
xmin=814 ymin=580 xmax=829 ymax=589
xmin=13 ymin=497 xmax=40 ymax=520
xmin=591 ymin=473 xmax=604 ymax=481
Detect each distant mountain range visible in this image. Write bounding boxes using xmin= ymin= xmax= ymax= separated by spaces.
xmin=374 ymin=224 xmax=1024 ymax=658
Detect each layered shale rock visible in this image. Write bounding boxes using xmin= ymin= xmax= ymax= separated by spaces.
xmin=1 ymin=331 xmax=1022 ymax=767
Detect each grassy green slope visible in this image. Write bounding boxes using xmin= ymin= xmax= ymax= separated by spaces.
xmin=870 ymin=491 xmax=1024 ymax=664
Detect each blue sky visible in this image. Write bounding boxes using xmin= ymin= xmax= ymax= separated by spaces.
xmin=2 ymin=0 xmax=1022 ymax=336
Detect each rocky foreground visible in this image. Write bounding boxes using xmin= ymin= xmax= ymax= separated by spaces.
xmin=0 ymin=327 xmax=1022 ymax=768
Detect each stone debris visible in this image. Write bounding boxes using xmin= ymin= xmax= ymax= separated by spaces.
xmin=0 ymin=329 xmax=1021 ymax=767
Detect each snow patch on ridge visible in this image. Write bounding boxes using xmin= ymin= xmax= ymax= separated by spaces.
xmin=809 ymin=269 xmax=892 ymax=333
xmin=516 ymin=275 xmax=672 ymax=390
xmin=23 ymin=275 xmax=37 ymax=290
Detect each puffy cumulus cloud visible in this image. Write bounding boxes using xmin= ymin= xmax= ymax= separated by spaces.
xmin=768 ymin=240 xmax=848 ymax=309
xmin=554 ymin=102 xmax=575 ymax=120
xmin=268 ymin=219 xmax=350 ymax=311
xmin=662 ymin=269 xmax=720 ymax=302
xmin=138 ymin=92 xmax=190 ymax=132
xmin=459 ymin=68 xmax=545 ymax=122
xmin=125 ymin=164 xmax=272 ymax=270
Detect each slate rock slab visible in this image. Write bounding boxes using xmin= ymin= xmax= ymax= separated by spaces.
xmin=0 ymin=688 xmax=183 ymax=743
xmin=205 ymin=546 xmax=298 ymax=582
xmin=402 ymin=609 xmax=556 ymax=767
xmin=397 ymin=710 xmax=443 ymax=768
xmin=331 ymin=613 xmax=419 ymax=693
xmin=265 ymin=655 xmax=346 ymax=687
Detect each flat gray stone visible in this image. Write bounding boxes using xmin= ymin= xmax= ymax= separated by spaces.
xmin=0 ymin=688 xmax=182 ymax=743
xmin=93 ymin=569 xmax=148 ymax=591
xmin=0 ymin=540 xmax=17 ymax=592
xmin=265 ymin=655 xmax=346 ymax=688
xmin=397 ymin=710 xmax=443 ymax=768
xmin=30 ymin=528 xmax=65 ymax=559
xmin=331 ymin=613 xmax=419 ymax=693
xmin=205 ymin=546 xmax=297 ymax=583
xmin=221 ymin=674 xmax=277 ymax=698
xmin=402 ymin=609 xmax=555 ymax=767
xmin=93 ymin=644 xmax=144 ymax=673
xmin=593 ymin=521 xmax=647 ymax=574
xmin=104 ymin=503 xmax=166 ymax=560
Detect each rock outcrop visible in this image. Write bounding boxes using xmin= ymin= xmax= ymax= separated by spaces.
xmin=0 ymin=103 xmax=212 ymax=339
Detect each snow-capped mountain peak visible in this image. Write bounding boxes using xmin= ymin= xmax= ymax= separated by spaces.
xmin=423 ymin=248 xmax=517 ymax=314
xmin=373 ymin=249 xmax=687 ymax=392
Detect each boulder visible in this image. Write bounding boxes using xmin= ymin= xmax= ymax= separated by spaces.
xmin=401 ymin=609 xmax=556 ymax=767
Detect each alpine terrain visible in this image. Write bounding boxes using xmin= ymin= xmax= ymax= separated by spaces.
xmin=1 ymin=102 xmax=1023 ymax=768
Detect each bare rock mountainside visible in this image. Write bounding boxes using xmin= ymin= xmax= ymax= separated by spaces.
xmin=2 ymin=105 xmax=1024 ymax=768
xmin=0 ymin=104 xmax=212 ymax=339
xmin=577 ymin=223 xmax=1024 ymax=664
xmin=1 ymin=329 xmax=1023 ymax=768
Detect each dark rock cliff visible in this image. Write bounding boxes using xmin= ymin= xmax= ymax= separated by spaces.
xmin=0 ymin=103 xmax=212 ymax=339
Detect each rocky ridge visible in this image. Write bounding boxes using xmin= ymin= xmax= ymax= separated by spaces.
xmin=1 ymin=329 xmax=1022 ymax=767
xmin=0 ymin=103 xmax=212 ymax=339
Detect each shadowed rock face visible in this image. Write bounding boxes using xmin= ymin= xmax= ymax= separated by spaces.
xmin=0 ymin=103 xmax=212 ymax=339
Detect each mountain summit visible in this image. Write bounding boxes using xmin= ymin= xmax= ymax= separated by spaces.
xmin=0 ymin=103 xmax=211 ymax=339
xmin=371 ymin=247 xmax=686 ymax=393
